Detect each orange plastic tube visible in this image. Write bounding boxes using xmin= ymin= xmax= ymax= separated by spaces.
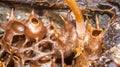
xmin=65 ymin=0 xmax=84 ymax=23
xmin=65 ymin=0 xmax=86 ymax=35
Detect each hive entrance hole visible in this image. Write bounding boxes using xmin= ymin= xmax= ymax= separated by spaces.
xmin=92 ymin=30 xmax=102 ymax=36
xmin=31 ymin=18 xmax=39 ymax=24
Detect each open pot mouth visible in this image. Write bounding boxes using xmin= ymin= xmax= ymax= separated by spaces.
xmin=31 ymin=18 xmax=39 ymax=24
xmin=92 ymin=29 xmax=102 ymax=37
